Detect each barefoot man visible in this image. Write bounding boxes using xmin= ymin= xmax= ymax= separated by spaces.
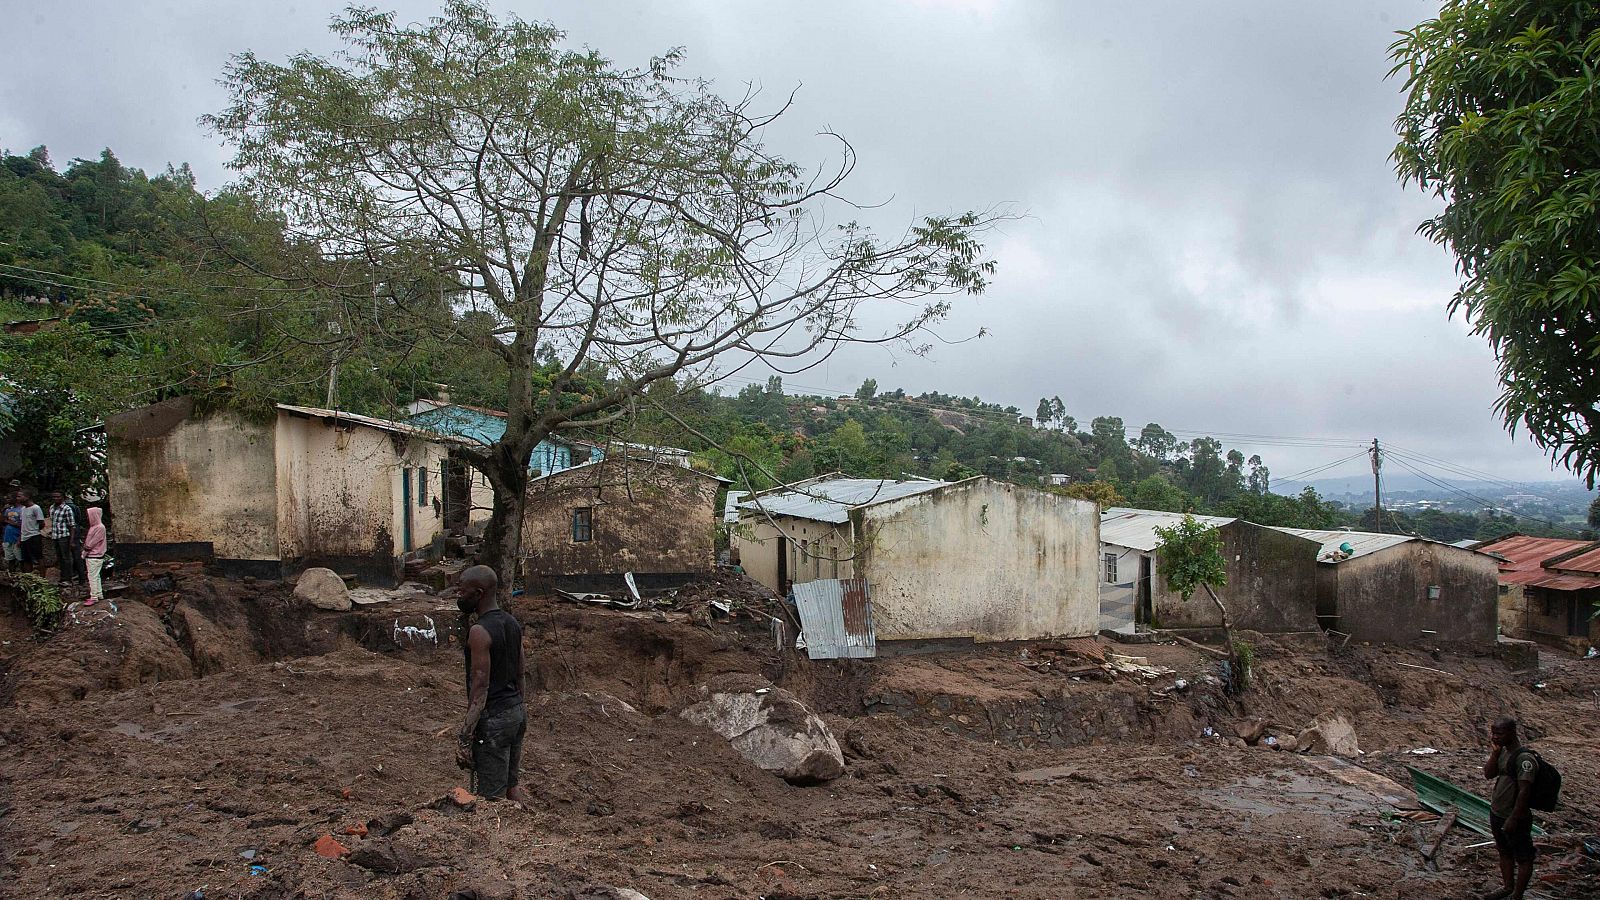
xmin=454 ymin=565 xmax=529 ymax=802
xmin=1483 ymin=716 xmax=1537 ymax=899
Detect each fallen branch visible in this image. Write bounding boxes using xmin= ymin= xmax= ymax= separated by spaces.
xmin=1396 ymin=662 xmax=1461 ymax=679
xmin=1163 ymin=632 xmax=1227 ymax=658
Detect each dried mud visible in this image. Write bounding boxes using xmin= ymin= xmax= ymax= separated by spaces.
xmin=1 ymin=570 xmax=1597 ymax=899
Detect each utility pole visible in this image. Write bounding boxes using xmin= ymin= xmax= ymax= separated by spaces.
xmin=1370 ymin=437 xmax=1383 ymax=531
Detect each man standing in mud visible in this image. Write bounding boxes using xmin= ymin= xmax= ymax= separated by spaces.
xmin=1482 ymin=716 xmax=1537 ymax=900
xmin=454 ymin=565 xmax=529 ymax=802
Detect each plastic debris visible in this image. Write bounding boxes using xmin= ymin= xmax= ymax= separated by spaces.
xmin=1201 ymin=726 xmax=1216 ymax=738
xmin=1408 ymin=747 xmax=1440 ymax=755
xmin=249 ymin=865 xmax=269 ymax=877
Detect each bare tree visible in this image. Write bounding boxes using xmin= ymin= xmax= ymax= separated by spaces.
xmin=206 ymin=1 xmax=1000 ymax=584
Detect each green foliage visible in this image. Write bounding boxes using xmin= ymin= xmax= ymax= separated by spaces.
xmin=1153 ymin=515 xmax=1228 ymax=602
xmin=1057 ymin=480 xmax=1125 ymax=509
xmin=14 ymin=572 xmax=64 ymax=633
xmin=1231 ymin=638 xmax=1254 ymax=690
xmin=1392 ymin=3 xmax=1600 ymax=485
xmin=1130 ymin=475 xmax=1188 ymax=512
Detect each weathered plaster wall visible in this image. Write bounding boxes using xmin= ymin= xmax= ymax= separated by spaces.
xmin=106 ymin=398 xmax=278 ymax=561
xmin=859 ymin=479 xmax=1099 ymax=641
xmin=521 ymin=460 xmax=721 ymax=576
xmin=274 ymin=413 xmax=445 ymax=582
xmin=732 ymin=515 xmax=853 ymax=593
xmin=1330 ymin=543 xmax=1498 ymax=645
xmin=1521 ymin=585 xmax=1600 ymax=653
xmin=1148 ymin=523 xmax=1320 ymax=632
xmin=1497 ymin=583 xmax=1527 ymax=638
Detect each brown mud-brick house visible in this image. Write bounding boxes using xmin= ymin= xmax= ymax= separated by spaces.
xmin=519 ymin=456 xmax=726 ymax=589
xmin=106 ymin=397 xmax=464 ymax=585
xmin=1271 ymin=527 xmax=1500 ymax=646
xmin=1098 ymin=508 xmax=1321 ymax=635
xmin=1472 ymin=534 xmax=1600 ymax=654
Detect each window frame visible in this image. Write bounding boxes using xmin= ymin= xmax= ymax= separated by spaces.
xmin=1103 ymin=552 xmax=1119 ymax=584
xmin=571 ymin=507 xmax=594 ymax=543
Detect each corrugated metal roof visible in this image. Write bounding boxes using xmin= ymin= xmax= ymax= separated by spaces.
xmin=276 ymin=404 xmax=472 ymax=445
xmin=1099 ymin=507 xmax=1236 ymax=552
xmin=738 ymin=477 xmax=952 ymax=524
xmin=792 ymin=578 xmax=876 ymax=659
xmin=1269 ymin=527 xmax=1416 ymax=562
xmin=1472 ymin=534 xmax=1600 ymax=589
xmin=1546 ymin=544 xmax=1600 ymax=575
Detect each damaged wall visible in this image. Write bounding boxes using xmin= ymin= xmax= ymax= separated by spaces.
xmin=1150 ymin=522 xmax=1320 ymax=633
xmin=1327 ymin=542 xmax=1498 ymax=645
xmin=520 ymin=459 xmax=721 ymax=577
xmin=275 ymin=412 xmax=445 ymax=584
xmin=857 ymin=479 xmax=1099 ymax=642
xmin=734 ymin=515 xmax=853 ymax=594
xmin=106 ymin=397 xmax=279 ymax=562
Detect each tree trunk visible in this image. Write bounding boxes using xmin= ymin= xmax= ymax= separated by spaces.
xmin=477 ymin=445 xmax=531 ymax=598
xmin=1201 ymin=582 xmax=1247 ymax=693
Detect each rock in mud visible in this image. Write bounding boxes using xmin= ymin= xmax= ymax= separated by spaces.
xmin=347 ymin=837 xmax=423 ymax=874
xmin=1299 ymin=712 xmax=1360 ymax=757
xmin=679 ymin=675 xmax=844 ymax=785
xmin=294 ymin=567 xmax=352 ymax=611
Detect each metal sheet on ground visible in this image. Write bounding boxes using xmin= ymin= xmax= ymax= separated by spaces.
xmin=792 ymin=578 xmax=877 ymax=659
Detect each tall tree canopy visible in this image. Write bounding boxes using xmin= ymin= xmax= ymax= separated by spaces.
xmin=1392 ymin=2 xmax=1600 ymax=484
xmin=206 ymin=1 xmax=999 ymax=579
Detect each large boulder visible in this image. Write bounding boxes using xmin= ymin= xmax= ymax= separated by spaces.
xmin=680 ymin=675 xmax=844 ymax=785
xmin=294 ymin=567 xmax=352 ymax=611
xmin=1298 ymin=711 xmax=1361 ymax=758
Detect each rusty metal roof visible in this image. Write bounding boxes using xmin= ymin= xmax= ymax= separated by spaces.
xmin=792 ymin=578 xmax=876 ymax=659
xmin=1473 ymin=534 xmax=1600 ymax=589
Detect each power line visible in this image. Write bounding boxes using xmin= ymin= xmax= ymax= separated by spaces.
xmin=1385 ymin=453 xmax=1579 ymax=535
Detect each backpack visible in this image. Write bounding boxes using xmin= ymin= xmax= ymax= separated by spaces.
xmin=1515 ymin=747 xmax=1562 ymax=812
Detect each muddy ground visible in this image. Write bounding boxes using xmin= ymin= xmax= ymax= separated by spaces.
xmin=0 ymin=566 xmax=1597 ymax=899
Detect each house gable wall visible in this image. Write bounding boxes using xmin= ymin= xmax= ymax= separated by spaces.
xmin=858 ymin=479 xmax=1098 ymax=641
xmin=1329 ymin=543 xmax=1497 ymax=645
xmin=106 ymin=398 xmax=278 ymax=562
xmin=1146 ymin=522 xmax=1319 ymax=632
xmin=520 ymin=461 xmax=719 ymax=577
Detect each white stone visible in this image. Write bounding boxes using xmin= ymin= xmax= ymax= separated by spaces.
xmin=680 ymin=683 xmax=844 ymax=784
xmin=294 ymin=567 xmax=352 ymax=611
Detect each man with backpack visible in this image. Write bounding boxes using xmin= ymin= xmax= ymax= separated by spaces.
xmin=1483 ymin=717 xmax=1540 ymax=900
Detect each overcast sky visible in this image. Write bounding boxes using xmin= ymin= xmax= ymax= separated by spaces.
xmin=0 ymin=1 xmax=1577 ymax=486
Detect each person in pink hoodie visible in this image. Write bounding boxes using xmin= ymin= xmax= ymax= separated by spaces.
xmin=80 ymin=507 xmax=107 ymax=607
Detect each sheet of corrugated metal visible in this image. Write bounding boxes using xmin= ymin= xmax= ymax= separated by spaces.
xmin=740 ymin=478 xmax=950 ymax=524
xmin=1100 ymin=508 xmax=1235 ymax=552
xmin=792 ymin=578 xmax=877 ymax=659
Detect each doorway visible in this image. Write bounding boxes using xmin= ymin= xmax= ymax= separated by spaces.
xmin=1137 ymin=555 xmax=1153 ymax=626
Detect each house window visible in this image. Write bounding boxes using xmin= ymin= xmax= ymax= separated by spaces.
xmin=571 ymin=507 xmax=593 ymax=542
xmin=800 ymin=540 xmax=809 ymax=581
xmin=813 ymin=543 xmax=822 ymax=579
xmin=1543 ymin=594 xmax=1561 ymax=618
xmin=831 ymin=545 xmax=839 ymax=579
xmin=418 ymin=466 xmax=428 ymax=506
xmin=1498 ymin=584 xmax=1510 ymax=596
xmin=1104 ymin=552 xmax=1118 ymax=584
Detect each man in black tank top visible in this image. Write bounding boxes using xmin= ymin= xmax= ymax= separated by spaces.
xmin=454 ymin=565 xmax=528 ymax=801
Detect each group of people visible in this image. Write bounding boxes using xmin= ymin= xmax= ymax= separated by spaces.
xmin=3 ymin=488 xmax=109 ymax=606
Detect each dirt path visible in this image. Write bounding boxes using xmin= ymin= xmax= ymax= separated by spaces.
xmin=1 ymin=577 xmax=1596 ymax=899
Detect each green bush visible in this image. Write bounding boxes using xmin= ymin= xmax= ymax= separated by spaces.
xmin=15 ymin=572 xmax=64 ymax=633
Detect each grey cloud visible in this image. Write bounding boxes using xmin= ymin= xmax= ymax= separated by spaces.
xmin=0 ymin=1 xmax=1570 ymax=482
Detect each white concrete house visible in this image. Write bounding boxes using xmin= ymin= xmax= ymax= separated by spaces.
xmin=107 ymin=397 xmax=465 ymax=585
xmin=733 ymin=475 xmax=1100 ymax=642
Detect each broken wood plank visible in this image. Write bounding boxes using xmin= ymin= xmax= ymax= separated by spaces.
xmin=1395 ymin=662 xmax=1461 ymax=679
xmin=1422 ymin=808 xmax=1458 ymax=861
xmin=1162 ymin=632 xmax=1227 ymax=658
